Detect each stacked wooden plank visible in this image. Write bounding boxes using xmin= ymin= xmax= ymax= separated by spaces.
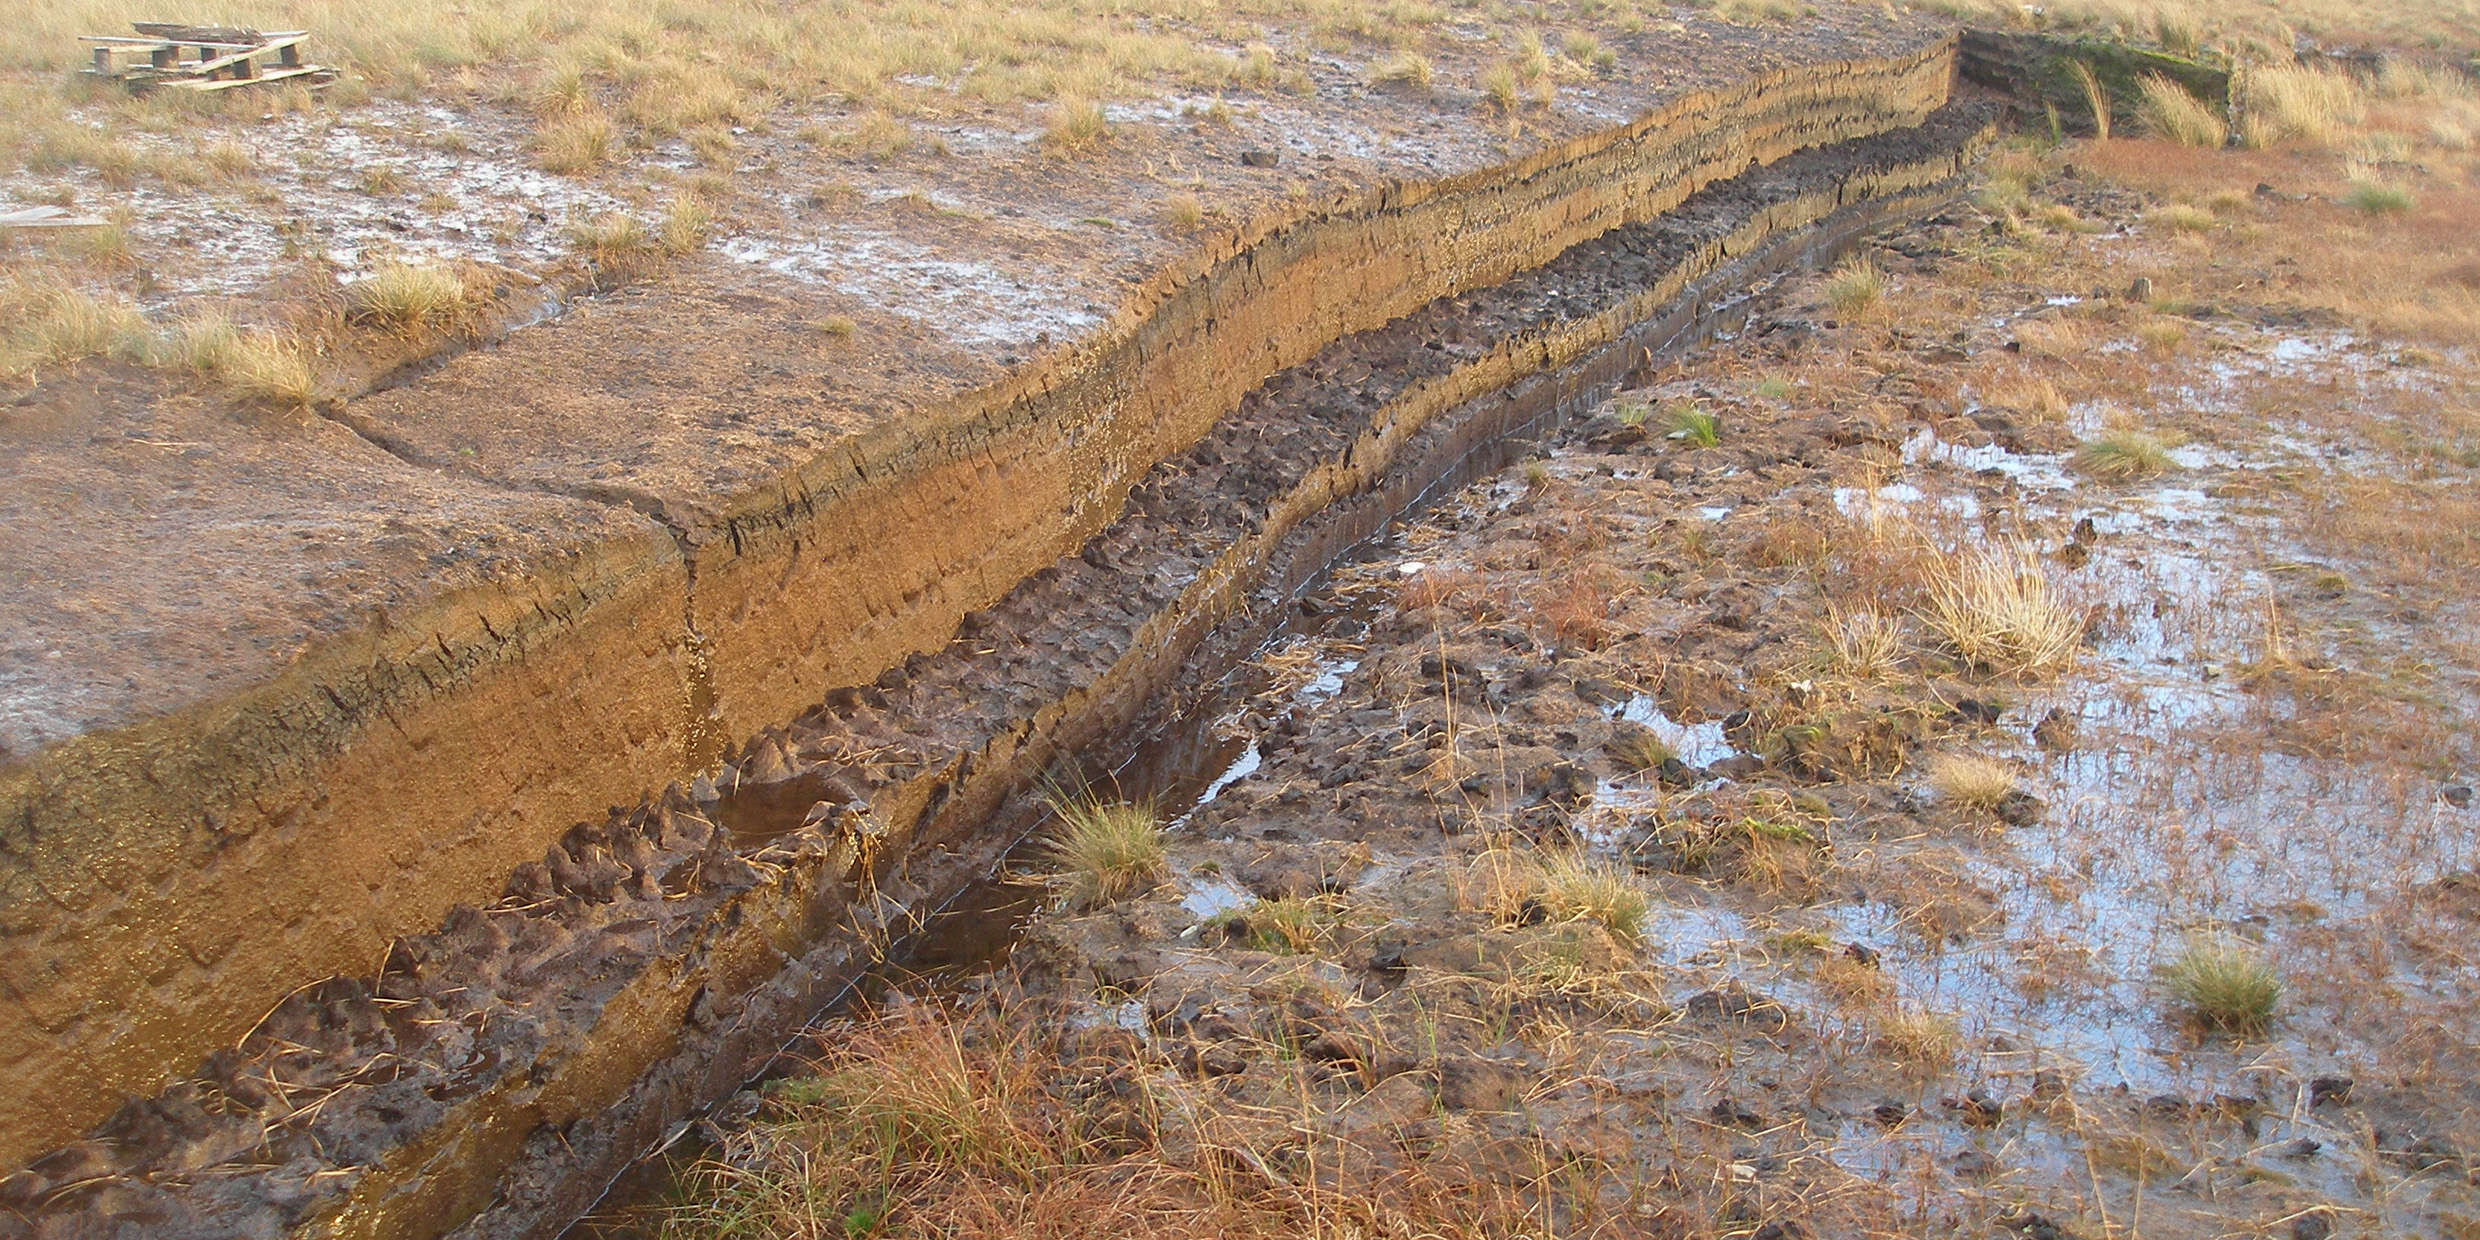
xmin=79 ymin=23 xmax=336 ymax=92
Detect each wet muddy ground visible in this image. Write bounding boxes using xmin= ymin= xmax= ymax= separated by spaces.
xmin=649 ymin=150 xmax=2480 ymax=1239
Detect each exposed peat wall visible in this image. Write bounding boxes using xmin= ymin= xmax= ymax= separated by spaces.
xmin=0 ymin=36 xmax=1960 ymax=1170
xmin=0 ymin=99 xmax=1998 ymax=1240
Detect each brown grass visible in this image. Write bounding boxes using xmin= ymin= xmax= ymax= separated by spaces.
xmin=0 ymin=278 xmax=149 ymax=377
xmin=1921 ymin=542 xmax=2082 ymax=677
xmin=1928 ymin=752 xmax=2018 ymax=816
xmin=1044 ymin=98 xmax=1110 ymax=153
xmin=1532 ymin=570 xmax=1614 ymax=651
xmin=347 ymin=261 xmax=477 ymax=333
xmin=1469 ymin=846 xmax=1650 ymax=940
xmin=1872 ymin=1006 xmax=1961 ymax=1066
xmin=534 ymin=112 xmax=616 ymax=174
xmin=657 ymin=1000 xmax=1658 ymax=1240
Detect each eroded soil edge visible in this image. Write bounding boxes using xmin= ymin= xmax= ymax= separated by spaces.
xmin=0 ymin=36 xmax=1958 ymax=1169
xmin=0 ymin=103 xmax=1996 ymax=1240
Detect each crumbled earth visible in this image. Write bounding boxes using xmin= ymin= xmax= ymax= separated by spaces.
xmin=659 ymin=153 xmax=2480 ymax=1238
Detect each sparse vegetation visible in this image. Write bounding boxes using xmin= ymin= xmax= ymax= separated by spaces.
xmin=1822 ymin=603 xmax=1905 ymax=679
xmin=1475 ymin=847 xmax=1649 ymax=940
xmin=2159 ymin=936 xmax=2282 ymax=1033
xmin=1042 ymin=791 xmax=1164 ymax=907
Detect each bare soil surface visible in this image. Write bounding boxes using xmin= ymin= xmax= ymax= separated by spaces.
xmin=651 ymin=146 xmax=2480 ymax=1240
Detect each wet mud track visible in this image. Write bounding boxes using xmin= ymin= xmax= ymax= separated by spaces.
xmin=0 ymin=102 xmax=1996 ymax=1240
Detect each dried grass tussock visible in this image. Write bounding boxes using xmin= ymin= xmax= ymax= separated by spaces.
xmin=1927 ymin=751 xmax=2019 ymax=816
xmin=1921 ymin=542 xmax=2083 ymax=676
xmin=346 ymin=261 xmax=476 ymax=333
xmin=2159 ymin=935 xmax=2282 ymax=1033
xmin=1470 ymin=845 xmax=1650 ymax=940
xmin=1043 ymin=791 xmax=1165 ymax=907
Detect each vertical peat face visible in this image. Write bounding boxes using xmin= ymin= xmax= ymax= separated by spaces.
xmin=0 ymin=94 xmax=1998 ymax=1240
xmin=0 ymin=33 xmax=1960 ymax=1176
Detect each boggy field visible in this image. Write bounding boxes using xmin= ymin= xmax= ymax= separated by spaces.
xmin=634 ymin=62 xmax=2480 ymax=1240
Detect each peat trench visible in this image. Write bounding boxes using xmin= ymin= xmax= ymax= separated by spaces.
xmin=0 ymin=101 xmax=1997 ymax=1240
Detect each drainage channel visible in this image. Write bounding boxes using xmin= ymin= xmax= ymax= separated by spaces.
xmin=563 ymin=582 xmax=1377 ymax=1236
xmin=1 ymin=101 xmax=1997 ymax=1240
xmin=562 ymin=104 xmax=2000 ymax=1232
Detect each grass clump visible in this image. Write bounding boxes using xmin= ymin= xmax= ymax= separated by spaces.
xmin=2072 ymin=60 xmax=2111 ymax=140
xmin=534 ymin=112 xmax=615 ymax=174
xmin=1922 ymin=542 xmax=2081 ymax=677
xmin=348 ymin=261 xmax=473 ymax=333
xmin=1158 ymin=192 xmax=1205 ymax=230
xmin=161 ymin=311 xmax=321 ymax=407
xmin=2343 ymin=176 xmax=2414 ymax=216
xmin=0 ymin=281 xmax=151 ymax=377
xmin=567 ymin=211 xmax=658 ymax=270
xmin=1821 ymin=602 xmax=1905 ymax=680
xmin=2074 ymin=429 xmax=2180 ymax=480
xmin=1045 ymin=98 xmax=1109 ymax=153
xmin=2159 ymin=935 xmax=2281 ymax=1034
xmin=1928 ymin=752 xmax=2018 ymax=817
xmin=2238 ymin=64 xmax=2363 ymax=149
xmin=2149 ymin=203 xmax=2216 ymax=233
xmin=660 ymin=196 xmax=714 ymax=256
xmin=1873 ymin=1006 xmax=1961 ymax=1066
xmin=220 ymin=331 xmax=322 ymax=407
xmin=1043 ymin=791 xmax=1164 ymax=907
xmin=2137 ymin=74 xmax=2227 ymax=148
xmin=1824 ymin=257 xmax=1886 ymax=315
xmin=1607 ymin=729 xmax=1675 ymax=774
xmin=1475 ymin=847 xmax=1649 ymax=940
xmin=1370 ymin=51 xmax=1433 ymax=91
xmin=1663 ymin=401 xmax=1719 ymax=448
xmin=1480 ymin=62 xmax=1521 ymax=112
xmin=836 ymin=111 xmax=914 ymax=162
xmin=1219 ymin=895 xmax=1339 ymax=954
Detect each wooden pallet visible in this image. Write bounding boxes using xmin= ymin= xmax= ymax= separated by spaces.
xmin=79 ymin=23 xmax=335 ymax=92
